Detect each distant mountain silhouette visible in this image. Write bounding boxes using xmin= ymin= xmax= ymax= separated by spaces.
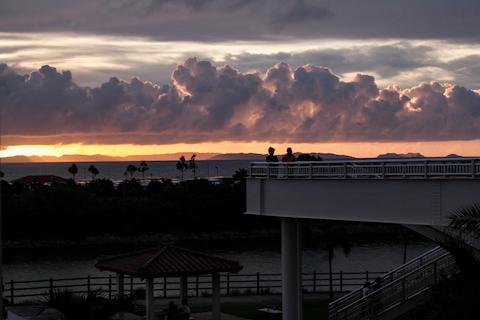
xmin=210 ymin=153 xmax=265 ymax=160
xmin=2 ymin=151 xmax=465 ymax=163
xmin=377 ymin=153 xmax=425 ymax=159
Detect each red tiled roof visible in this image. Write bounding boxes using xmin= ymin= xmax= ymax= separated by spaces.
xmin=13 ymin=175 xmax=68 ymax=184
xmin=95 ymin=245 xmax=242 ymax=277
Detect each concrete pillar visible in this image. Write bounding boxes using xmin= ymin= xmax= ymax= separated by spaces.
xmin=212 ymin=273 xmax=221 ymax=320
xmin=282 ymin=218 xmax=303 ymax=320
xmin=180 ymin=275 xmax=188 ymax=302
xmin=145 ymin=277 xmax=154 ymax=320
xmin=116 ymin=273 xmax=124 ymax=298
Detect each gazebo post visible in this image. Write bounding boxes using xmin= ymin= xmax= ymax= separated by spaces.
xmin=180 ymin=275 xmax=188 ymax=302
xmin=212 ymin=272 xmax=221 ymax=320
xmin=116 ymin=273 xmax=124 ymax=298
xmin=145 ymin=277 xmax=155 ymax=320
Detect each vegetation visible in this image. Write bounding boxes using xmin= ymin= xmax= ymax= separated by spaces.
xmin=138 ymin=161 xmax=149 ymax=178
xmin=409 ymin=203 xmax=480 ymax=319
xmin=304 ymin=223 xmax=351 ymax=301
xmin=176 ymin=156 xmax=188 ymax=180
xmin=189 ymin=154 xmax=198 ymax=179
xmin=68 ymin=164 xmax=78 ymax=180
xmin=0 ymin=170 xmax=271 ymax=241
xmin=125 ymin=164 xmax=137 ymax=178
xmin=43 ymin=290 xmax=138 ymax=320
xmin=87 ymin=165 xmax=99 ymax=179
xmin=0 ymin=168 xmax=418 ymax=243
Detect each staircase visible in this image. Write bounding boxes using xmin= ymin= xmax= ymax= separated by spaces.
xmin=328 ymin=246 xmax=457 ymax=320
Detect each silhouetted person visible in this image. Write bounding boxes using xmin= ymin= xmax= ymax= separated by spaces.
xmin=266 ymin=147 xmax=278 ymax=162
xmin=373 ymin=277 xmax=382 ymax=290
xmin=166 ymin=301 xmax=178 ymax=320
xmin=282 ymin=147 xmax=296 ymax=162
xmin=178 ymin=298 xmax=191 ymax=320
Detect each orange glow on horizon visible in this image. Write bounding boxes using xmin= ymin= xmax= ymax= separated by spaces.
xmin=1 ymin=140 xmax=480 ymax=160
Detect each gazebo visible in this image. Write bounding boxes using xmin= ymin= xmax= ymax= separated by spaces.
xmin=95 ymin=245 xmax=242 ymax=320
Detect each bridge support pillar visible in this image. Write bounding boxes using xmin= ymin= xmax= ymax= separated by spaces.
xmin=282 ymin=217 xmax=303 ymax=320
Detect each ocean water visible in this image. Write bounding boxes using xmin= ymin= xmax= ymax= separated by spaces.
xmin=4 ymin=240 xmax=435 ymax=283
xmin=0 ymin=160 xmax=251 ymax=182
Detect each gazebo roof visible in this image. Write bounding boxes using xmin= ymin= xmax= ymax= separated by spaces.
xmin=95 ymin=245 xmax=242 ymax=277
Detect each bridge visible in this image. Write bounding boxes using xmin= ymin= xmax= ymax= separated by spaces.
xmin=245 ymin=157 xmax=480 ymax=320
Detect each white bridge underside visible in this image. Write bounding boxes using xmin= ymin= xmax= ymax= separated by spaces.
xmin=247 ymin=158 xmax=480 ymax=226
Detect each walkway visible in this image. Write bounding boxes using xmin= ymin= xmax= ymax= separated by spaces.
xmin=192 ymin=312 xmax=252 ymax=320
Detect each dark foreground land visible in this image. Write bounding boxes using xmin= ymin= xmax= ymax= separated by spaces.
xmin=0 ymin=174 xmax=419 ymax=246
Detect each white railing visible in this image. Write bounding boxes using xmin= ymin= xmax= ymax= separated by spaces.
xmin=328 ymin=246 xmax=446 ymax=317
xmin=329 ymin=248 xmax=457 ymax=320
xmin=249 ymin=157 xmax=480 ymax=179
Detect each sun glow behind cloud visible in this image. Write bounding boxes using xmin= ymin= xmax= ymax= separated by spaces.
xmin=2 ymin=32 xmax=480 ymax=88
xmin=1 ymin=140 xmax=480 ymax=160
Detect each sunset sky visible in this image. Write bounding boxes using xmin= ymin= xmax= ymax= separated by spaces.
xmin=1 ymin=0 xmax=479 ymax=159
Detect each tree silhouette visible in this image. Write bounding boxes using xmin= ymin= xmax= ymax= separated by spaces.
xmin=68 ymin=164 xmax=78 ymax=180
xmin=189 ymin=154 xmax=198 ymax=179
xmin=176 ymin=156 xmax=188 ymax=180
xmin=0 ymin=170 xmax=4 ymax=179
xmin=314 ymin=224 xmax=351 ymax=301
xmin=420 ymin=204 xmax=480 ymax=319
xmin=87 ymin=165 xmax=100 ymax=180
xmin=126 ymin=164 xmax=137 ymax=178
xmin=232 ymin=168 xmax=248 ymax=181
xmin=138 ymin=160 xmax=149 ymax=178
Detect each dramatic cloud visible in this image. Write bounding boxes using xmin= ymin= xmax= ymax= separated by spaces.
xmin=3 ymin=34 xmax=480 ymax=89
xmin=0 ymin=0 xmax=479 ymax=41
xmin=1 ymin=59 xmax=480 ymax=146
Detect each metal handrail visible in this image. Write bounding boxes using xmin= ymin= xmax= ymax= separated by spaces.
xmin=249 ymin=157 xmax=480 ymax=179
xmin=329 ymin=252 xmax=457 ymax=320
xmin=329 ymin=246 xmax=445 ymax=310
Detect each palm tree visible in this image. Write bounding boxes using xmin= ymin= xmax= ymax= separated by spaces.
xmin=189 ymin=154 xmax=198 ymax=179
xmin=421 ymin=204 xmax=480 ymax=319
xmin=314 ymin=224 xmax=351 ymax=301
xmin=68 ymin=164 xmax=78 ymax=180
xmin=449 ymin=203 xmax=480 ymax=236
xmin=176 ymin=156 xmax=188 ymax=180
xmin=138 ymin=160 xmax=149 ymax=178
xmin=126 ymin=164 xmax=137 ymax=178
xmin=87 ymin=165 xmax=99 ymax=180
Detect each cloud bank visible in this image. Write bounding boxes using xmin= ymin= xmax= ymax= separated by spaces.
xmin=1 ymin=59 xmax=480 ymax=145
xmin=0 ymin=0 xmax=479 ymax=41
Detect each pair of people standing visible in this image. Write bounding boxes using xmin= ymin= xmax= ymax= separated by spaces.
xmin=266 ymin=147 xmax=296 ymax=162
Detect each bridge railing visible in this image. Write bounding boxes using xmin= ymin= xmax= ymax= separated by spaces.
xmin=329 ymin=252 xmax=457 ymax=320
xmin=249 ymin=157 xmax=480 ymax=179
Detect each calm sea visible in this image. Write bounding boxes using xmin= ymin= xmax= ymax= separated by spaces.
xmin=0 ymin=160 xmax=251 ymax=182
xmin=4 ymin=240 xmax=435 ymax=283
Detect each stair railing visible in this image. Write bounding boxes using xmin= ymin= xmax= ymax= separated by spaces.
xmin=329 ymin=252 xmax=456 ymax=320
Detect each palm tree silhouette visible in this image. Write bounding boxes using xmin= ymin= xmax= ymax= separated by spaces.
xmin=87 ymin=165 xmax=99 ymax=179
xmin=189 ymin=154 xmax=198 ymax=179
xmin=315 ymin=224 xmax=351 ymax=301
xmin=126 ymin=164 xmax=137 ymax=178
xmin=138 ymin=160 xmax=149 ymax=178
xmin=68 ymin=164 xmax=78 ymax=180
xmin=176 ymin=156 xmax=188 ymax=180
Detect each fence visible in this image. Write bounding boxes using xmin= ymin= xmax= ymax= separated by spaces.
xmin=249 ymin=157 xmax=480 ymax=180
xmin=4 ymin=270 xmax=386 ymax=304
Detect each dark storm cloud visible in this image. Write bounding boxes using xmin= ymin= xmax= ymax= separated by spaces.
xmin=1 ymin=59 xmax=480 ymax=145
xmin=223 ymin=43 xmax=435 ymax=79
xmin=0 ymin=0 xmax=479 ymax=41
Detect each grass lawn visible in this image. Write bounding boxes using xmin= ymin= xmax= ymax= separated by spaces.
xmin=221 ymin=300 xmax=329 ymax=320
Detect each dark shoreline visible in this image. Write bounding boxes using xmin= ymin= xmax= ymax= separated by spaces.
xmin=4 ymin=224 xmax=428 ymax=250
